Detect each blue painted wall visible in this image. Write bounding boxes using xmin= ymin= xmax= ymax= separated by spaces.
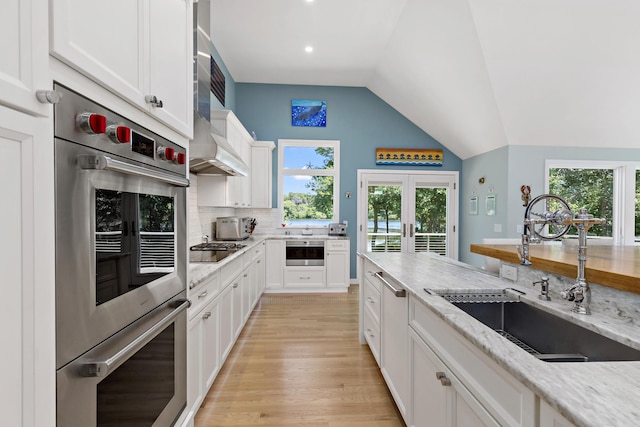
xmin=234 ymin=83 xmax=463 ymax=278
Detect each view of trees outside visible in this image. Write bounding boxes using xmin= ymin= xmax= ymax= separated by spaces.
xmin=283 ymin=147 xmax=335 ymax=224
xmin=367 ymin=185 xmax=447 ymax=253
xmin=139 ymin=194 xmax=174 ymax=232
xmin=548 ymin=168 xmax=613 ymax=237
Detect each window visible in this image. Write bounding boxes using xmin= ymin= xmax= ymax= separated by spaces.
xmin=545 ymin=160 xmax=640 ymax=245
xmin=278 ymin=140 xmax=340 ymax=227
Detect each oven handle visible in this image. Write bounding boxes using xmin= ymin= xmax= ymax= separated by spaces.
xmin=81 ymin=299 xmax=190 ymax=377
xmin=78 ymin=154 xmax=190 ymax=187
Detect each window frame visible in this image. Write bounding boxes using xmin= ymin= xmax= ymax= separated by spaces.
xmin=545 ymin=159 xmax=639 ymax=245
xmin=278 ymin=139 xmax=340 ymax=227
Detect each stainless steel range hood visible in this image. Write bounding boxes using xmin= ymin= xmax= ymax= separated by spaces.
xmin=189 ymin=0 xmax=248 ymax=176
xmin=190 ymin=113 xmax=248 ymax=176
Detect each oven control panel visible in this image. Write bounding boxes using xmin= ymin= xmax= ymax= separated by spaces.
xmin=54 ymin=83 xmax=187 ymax=175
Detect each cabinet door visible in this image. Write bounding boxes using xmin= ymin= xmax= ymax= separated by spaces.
xmin=251 ymin=143 xmax=274 ymax=208
xmin=241 ymin=269 xmax=251 ymax=323
xmin=255 ymin=251 xmax=266 ymax=301
xmin=186 ymin=314 xmax=203 ymax=414
xmin=409 ymin=329 xmax=447 ymax=427
xmin=50 ymin=0 xmax=145 ymax=106
xmin=0 ymin=0 xmax=50 ymax=116
xmin=231 ymin=275 xmax=243 ymax=339
xmin=1 ymin=106 xmax=55 ymax=427
xmin=326 ymin=241 xmax=349 ymax=288
xmin=147 ymin=0 xmax=192 ymax=136
xmin=218 ymin=284 xmax=234 ymax=362
xmin=381 ymin=279 xmax=409 ymax=421
xmin=265 ymin=240 xmax=284 ymax=289
xmin=202 ymin=299 xmax=220 ymax=390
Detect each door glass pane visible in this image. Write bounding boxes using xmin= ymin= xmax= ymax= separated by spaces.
xmin=367 ymin=184 xmax=402 ymax=252
xmin=549 ymin=168 xmax=613 ymax=237
xmin=414 ymin=187 xmax=447 ymax=255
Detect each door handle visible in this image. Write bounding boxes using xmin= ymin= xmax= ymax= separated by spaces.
xmin=402 ymin=223 xmax=406 ymax=238
xmin=410 ymin=224 xmax=414 ymax=238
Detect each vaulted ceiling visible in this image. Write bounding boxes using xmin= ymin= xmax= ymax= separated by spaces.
xmin=211 ymin=0 xmax=640 ymax=160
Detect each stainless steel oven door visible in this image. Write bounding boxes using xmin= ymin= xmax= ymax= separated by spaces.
xmin=55 ymin=139 xmax=187 ymax=369
xmin=57 ymin=294 xmax=188 ymax=426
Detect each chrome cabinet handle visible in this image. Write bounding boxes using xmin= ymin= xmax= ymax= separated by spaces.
xmin=436 ymin=371 xmax=451 ymax=386
xmin=300 ymin=276 xmax=311 ymax=280
xmin=374 ymin=272 xmax=406 ymax=297
xmin=198 ymin=290 xmax=208 ymax=299
xmin=366 ymin=296 xmax=375 ymax=304
xmin=233 ymin=282 xmax=239 ymax=288
xmin=36 ymin=89 xmax=62 ymax=104
xmin=202 ymin=311 xmax=211 ymax=320
xmin=145 ymin=95 xmax=163 ymax=108
xmin=366 ymin=328 xmax=375 ymax=338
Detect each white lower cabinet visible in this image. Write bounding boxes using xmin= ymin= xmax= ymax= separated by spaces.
xmin=185 ymin=242 xmax=267 ymax=425
xmin=380 ymin=273 xmax=409 ymax=423
xmin=409 ymin=328 xmax=499 ymax=427
xmin=326 ymin=240 xmax=350 ymax=289
xmin=284 ymin=267 xmax=325 ymax=288
xmin=408 ymin=296 xmax=536 ymax=427
xmin=265 ymin=240 xmax=284 ymax=289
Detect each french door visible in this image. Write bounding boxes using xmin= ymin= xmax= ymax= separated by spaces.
xmin=357 ymin=170 xmax=458 ymax=259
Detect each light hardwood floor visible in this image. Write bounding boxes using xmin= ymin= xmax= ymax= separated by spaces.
xmin=195 ymin=287 xmax=405 ymax=426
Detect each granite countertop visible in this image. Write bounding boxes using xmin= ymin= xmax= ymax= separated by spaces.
xmin=361 ymin=251 xmax=640 ymax=427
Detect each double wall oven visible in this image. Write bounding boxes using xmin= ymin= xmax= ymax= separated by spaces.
xmin=54 ymin=84 xmax=189 ymax=426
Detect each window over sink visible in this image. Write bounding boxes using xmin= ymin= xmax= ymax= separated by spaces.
xmin=278 ymin=139 xmax=340 ymax=227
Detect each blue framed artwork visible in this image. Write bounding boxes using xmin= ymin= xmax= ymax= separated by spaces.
xmin=291 ymin=99 xmax=327 ymax=127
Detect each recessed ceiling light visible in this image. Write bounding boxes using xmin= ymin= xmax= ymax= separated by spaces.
xmin=305 ymin=46 xmax=313 ymax=53
xmin=305 ymin=0 xmax=314 ymax=3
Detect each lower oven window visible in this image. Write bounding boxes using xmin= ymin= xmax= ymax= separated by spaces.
xmin=97 ymin=324 xmax=175 ymax=426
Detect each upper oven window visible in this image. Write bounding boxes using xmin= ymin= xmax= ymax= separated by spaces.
xmin=95 ymin=190 xmax=175 ymax=306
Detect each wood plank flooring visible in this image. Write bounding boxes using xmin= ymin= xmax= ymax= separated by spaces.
xmin=194 ymin=287 xmax=405 ymax=427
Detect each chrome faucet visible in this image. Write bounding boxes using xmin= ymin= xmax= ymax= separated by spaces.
xmin=532 ymin=276 xmax=551 ymax=301
xmin=517 ymin=195 xmax=605 ymax=315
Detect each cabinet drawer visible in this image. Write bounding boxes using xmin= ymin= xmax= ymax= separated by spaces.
xmin=364 ymin=307 xmax=381 ymax=366
xmin=221 ymin=256 xmax=243 ymax=287
xmin=250 ymin=242 xmax=265 ymax=262
xmin=188 ymin=271 xmax=220 ymax=318
xmin=326 ymin=240 xmax=348 ymax=251
xmin=284 ymin=268 xmax=325 ymax=288
xmin=409 ymin=297 xmax=536 ymax=427
xmin=363 ymin=277 xmax=381 ymax=324
xmin=363 ymin=260 xmax=382 ymax=292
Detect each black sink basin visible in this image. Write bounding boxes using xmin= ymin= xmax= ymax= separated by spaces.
xmin=448 ymin=296 xmax=640 ymax=362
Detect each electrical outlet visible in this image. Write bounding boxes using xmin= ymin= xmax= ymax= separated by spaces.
xmin=516 ymin=224 xmax=523 ymax=233
xmin=501 ymin=265 xmax=518 ymax=281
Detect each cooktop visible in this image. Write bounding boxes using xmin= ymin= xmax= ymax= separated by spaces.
xmin=189 ymin=242 xmax=247 ymax=263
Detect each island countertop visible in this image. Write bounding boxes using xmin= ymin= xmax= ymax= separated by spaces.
xmin=470 ymin=243 xmax=640 ymax=295
xmin=360 ymin=251 xmax=640 ymax=427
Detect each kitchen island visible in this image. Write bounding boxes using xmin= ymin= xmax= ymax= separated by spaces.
xmin=359 ymin=250 xmax=640 ymax=427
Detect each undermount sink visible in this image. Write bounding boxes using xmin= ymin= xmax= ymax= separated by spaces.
xmin=439 ymin=290 xmax=640 ymax=363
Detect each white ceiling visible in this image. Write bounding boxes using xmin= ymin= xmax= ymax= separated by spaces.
xmin=211 ymin=0 xmax=640 ymax=160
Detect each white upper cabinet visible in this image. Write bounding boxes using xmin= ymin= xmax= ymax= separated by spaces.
xmin=50 ymin=0 xmax=192 ymax=136
xmin=0 ymin=0 xmax=50 ymax=116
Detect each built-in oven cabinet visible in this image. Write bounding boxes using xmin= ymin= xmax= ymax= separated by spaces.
xmin=49 ymin=0 xmax=193 ymax=137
